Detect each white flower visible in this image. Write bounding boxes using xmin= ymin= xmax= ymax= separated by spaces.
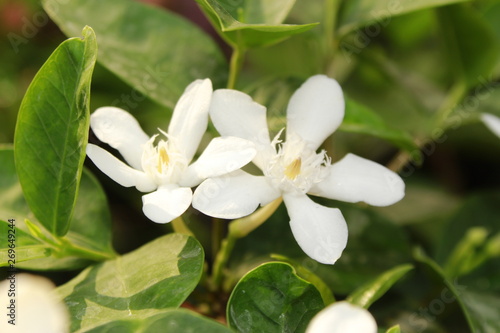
xmin=192 ymin=75 xmax=405 ymax=264
xmin=481 ymin=113 xmax=500 ymax=138
xmin=306 ymin=302 xmax=377 ymax=333
xmin=0 ymin=274 xmax=69 ymax=333
xmin=86 ymin=79 xmax=256 ymax=223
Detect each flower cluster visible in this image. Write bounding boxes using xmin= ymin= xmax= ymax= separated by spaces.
xmin=87 ymin=75 xmax=405 ymax=264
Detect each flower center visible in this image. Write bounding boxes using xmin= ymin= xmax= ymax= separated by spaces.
xmin=157 ymin=146 xmax=170 ymax=173
xmin=284 ymin=158 xmax=301 ymax=180
xmin=264 ymin=131 xmax=331 ymax=194
xmin=142 ymin=133 xmax=187 ymax=185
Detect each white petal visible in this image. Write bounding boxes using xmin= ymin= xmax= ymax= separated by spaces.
xmin=209 ymin=89 xmax=272 ymax=170
xmin=481 ymin=113 xmax=500 ymax=138
xmin=193 ymin=170 xmax=280 ymax=219
xmin=0 ymin=274 xmax=69 ymax=333
xmin=283 ymin=193 xmax=347 ymax=265
xmin=142 ymin=185 xmax=192 ymax=223
xmin=168 ymin=79 xmax=212 ymax=163
xmin=286 ymin=75 xmax=344 ymax=150
xmin=90 ymin=106 xmax=149 ymax=170
xmin=181 ymin=136 xmax=257 ymax=187
xmin=306 ymin=301 xmax=377 ymax=333
xmin=86 ymin=144 xmax=156 ymax=192
xmin=310 ymin=153 xmax=405 ymax=207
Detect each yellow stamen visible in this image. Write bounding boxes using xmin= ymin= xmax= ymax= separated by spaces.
xmin=157 ymin=146 xmax=170 ymax=172
xmin=284 ymin=158 xmax=301 ymax=180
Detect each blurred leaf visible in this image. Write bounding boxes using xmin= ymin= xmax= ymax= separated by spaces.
xmin=85 ymin=309 xmax=232 ymax=333
xmin=13 ymin=26 xmax=97 ymax=237
xmin=195 ymin=0 xmax=318 ymax=49
xmin=338 ymin=0 xmax=471 ymax=36
xmin=43 ymin=0 xmax=227 ymax=109
xmin=227 ymin=262 xmax=324 ymax=333
xmin=0 ymin=146 xmax=115 ymax=270
xmin=437 ymin=4 xmax=500 ymax=87
xmin=414 ymin=247 xmax=500 ymax=333
xmin=341 ymin=97 xmax=419 ymax=154
xmin=271 ymin=254 xmax=335 ymax=305
xmin=435 ymin=192 xmax=500 ymax=292
xmin=386 ymin=325 xmax=401 ymax=333
xmin=57 ymin=234 xmax=204 ymax=332
xmin=346 ymin=263 xmax=413 ymax=308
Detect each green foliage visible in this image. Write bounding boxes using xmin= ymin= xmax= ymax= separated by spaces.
xmin=338 ymin=0 xmax=472 ymax=36
xmin=342 ymin=98 xmax=419 ymax=153
xmin=85 ymin=309 xmax=233 ymax=333
xmin=57 ymin=234 xmax=204 ymax=332
xmin=386 ymin=325 xmax=401 ymax=333
xmin=346 ymin=264 xmax=414 ymax=309
xmin=227 ymin=262 xmax=324 ymax=333
xmin=13 ymin=26 xmax=97 ymax=237
xmin=42 ymin=0 xmax=227 ymax=109
xmin=414 ymin=248 xmax=500 ymax=333
xmin=0 ymin=146 xmax=115 ymax=269
xmin=437 ymin=3 xmax=500 ymax=87
xmin=195 ymin=0 xmax=318 ymax=49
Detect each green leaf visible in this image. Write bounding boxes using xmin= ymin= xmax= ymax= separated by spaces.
xmin=43 ymin=0 xmax=227 ymax=109
xmin=338 ymin=0 xmax=471 ymax=36
xmin=0 ymin=146 xmax=115 ymax=270
xmin=346 ymin=264 xmax=413 ymax=309
xmin=85 ymin=309 xmax=233 ymax=333
xmin=341 ymin=98 xmax=419 ymax=154
xmin=0 ymin=219 xmax=51 ymax=266
xmin=227 ymin=262 xmax=324 ymax=333
xmin=437 ymin=4 xmax=500 ymax=87
xmin=414 ymin=248 xmax=500 ymax=333
xmin=196 ymin=0 xmax=318 ymax=49
xmin=13 ymin=26 xmax=97 ymax=237
xmin=386 ymin=325 xmax=401 ymax=333
xmin=271 ymin=254 xmax=335 ymax=305
xmin=57 ymin=234 xmax=204 ymax=332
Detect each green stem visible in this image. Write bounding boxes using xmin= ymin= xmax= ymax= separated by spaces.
xmin=433 ymin=81 xmax=468 ymax=129
xmin=324 ymin=0 xmax=342 ymax=75
xmin=324 ymin=0 xmax=341 ymax=54
xmin=172 ymin=216 xmax=194 ymax=237
xmin=210 ymin=197 xmax=283 ymax=290
xmin=227 ymin=46 xmax=246 ymax=89
xmin=57 ymin=240 xmax=117 ymax=261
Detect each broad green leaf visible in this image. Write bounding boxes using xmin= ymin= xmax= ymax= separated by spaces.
xmin=437 ymin=4 xmax=500 ymax=87
xmin=0 ymin=146 xmax=115 ymax=270
xmin=271 ymin=254 xmax=335 ymax=305
xmin=227 ymin=262 xmax=324 ymax=333
xmin=338 ymin=0 xmax=471 ymax=36
xmin=196 ymin=0 xmax=318 ymax=49
xmin=14 ymin=26 xmax=97 ymax=237
xmin=346 ymin=264 xmax=413 ymax=309
xmin=386 ymin=325 xmax=401 ymax=333
xmin=414 ymin=248 xmax=500 ymax=333
xmin=43 ymin=0 xmax=227 ymax=109
xmin=85 ymin=309 xmax=233 ymax=333
xmin=57 ymin=234 xmax=204 ymax=333
xmin=341 ymin=97 xmax=419 ymax=154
